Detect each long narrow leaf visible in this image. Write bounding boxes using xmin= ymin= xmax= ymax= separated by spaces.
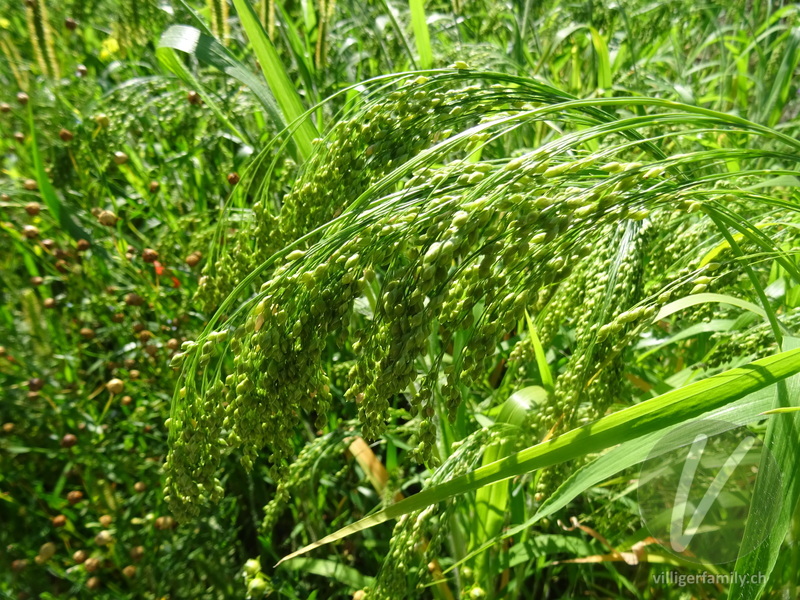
xmin=655 ymin=292 xmax=770 ymax=322
xmin=27 ymin=105 xmax=90 ymax=241
xmin=730 ymin=337 xmax=800 ymax=599
xmin=157 ymin=25 xmax=286 ymax=143
xmin=231 ymin=0 xmax=317 ymax=159
xmin=445 ymin=383 xmax=780 ymax=575
xmin=409 ymin=0 xmax=433 ymax=69
xmin=471 ymin=387 xmax=543 ymax=583
xmin=277 ymin=348 xmax=800 ymax=564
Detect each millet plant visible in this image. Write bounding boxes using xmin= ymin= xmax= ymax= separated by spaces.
xmin=3 ymin=0 xmax=800 ymax=599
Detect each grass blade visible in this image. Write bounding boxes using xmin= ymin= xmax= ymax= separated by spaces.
xmin=729 ymin=337 xmax=800 ymax=598
xmin=279 ymin=558 xmax=375 ymax=589
xmin=231 ymin=0 xmax=317 ymax=160
xmin=526 ymin=311 xmax=554 ymax=392
xmin=470 ymin=387 xmax=543 ymax=584
xmin=276 ymin=348 xmax=800 ymax=564
xmin=759 ymin=28 xmax=800 ymax=126
xmin=447 ymin=384 xmax=780 ymax=574
xmin=655 ymin=292 xmax=770 ymax=322
xmin=157 ymin=25 xmax=287 ymax=143
xmin=409 ymin=0 xmax=433 ymax=69
xmin=26 ymin=105 xmax=90 ymax=241
xmin=588 ymin=26 xmax=611 ymax=93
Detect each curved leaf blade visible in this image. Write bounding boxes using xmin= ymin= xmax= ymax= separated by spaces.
xmin=157 ymin=25 xmax=286 ymax=144
xmin=231 ymin=0 xmax=317 ymax=159
xmin=730 ymin=337 xmax=800 ymax=599
xmin=276 ymin=348 xmax=800 ymax=565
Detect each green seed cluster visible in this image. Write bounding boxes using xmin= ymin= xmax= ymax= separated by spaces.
xmin=166 ymin=152 xmax=677 ymax=516
xmin=163 ymin=376 xmax=226 ymax=519
xmin=572 ymin=223 xmax=652 ymax=418
xmin=260 ymin=432 xmax=346 ymax=534
xmin=706 ymin=319 xmax=787 ymax=368
xmin=530 ymin=221 xmax=654 ymax=493
xmin=360 ymin=427 xmax=501 ymax=600
xmin=196 ymin=169 xmax=289 ymax=312
xmin=275 ymin=75 xmax=484 ymax=247
xmin=166 ymin=71 xmax=788 ymax=521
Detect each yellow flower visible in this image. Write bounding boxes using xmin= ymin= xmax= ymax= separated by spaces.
xmin=99 ymin=37 xmax=120 ymax=61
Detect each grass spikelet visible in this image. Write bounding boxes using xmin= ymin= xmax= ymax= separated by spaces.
xmin=24 ymin=0 xmax=59 ymax=79
xmin=208 ymin=0 xmax=230 ymax=45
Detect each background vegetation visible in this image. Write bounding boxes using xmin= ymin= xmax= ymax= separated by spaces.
xmin=2 ymin=0 xmax=800 ymax=599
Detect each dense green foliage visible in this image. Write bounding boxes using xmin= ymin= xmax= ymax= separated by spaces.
xmin=2 ymin=1 xmax=800 ymax=599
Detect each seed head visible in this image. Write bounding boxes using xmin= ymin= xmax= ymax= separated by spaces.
xmin=11 ymin=559 xmax=27 ymax=571
xmin=84 ymin=557 xmax=101 ymax=572
xmin=95 ymin=530 xmax=113 ymax=546
xmin=39 ymin=542 xmax=56 ymax=560
xmin=98 ymin=210 xmax=118 ymax=226
xmin=125 ymin=293 xmax=144 ymax=306
xmin=247 ymin=578 xmax=269 ymax=595
xmin=25 ymin=202 xmax=40 ymax=216
xmin=244 ymin=558 xmax=261 ymax=576
xmin=17 ymin=92 xmax=29 ymax=105
xmin=142 ymin=248 xmax=158 ymax=263
xmin=154 ymin=515 xmax=176 ymax=530
xmin=106 ymin=378 xmax=124 ymax=394
xmin=61 ymin=433 xmax=77 ymax=447
xmin=185 ymin=252 xmax=202 ymax=267
xmin=59 ymin=128 xmax=74 ymax=141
